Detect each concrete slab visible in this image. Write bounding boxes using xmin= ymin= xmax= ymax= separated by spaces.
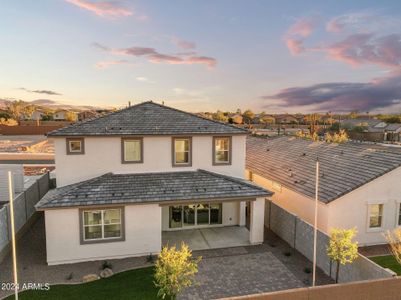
xmin=162 ymin=226 xmax=251 ymax=250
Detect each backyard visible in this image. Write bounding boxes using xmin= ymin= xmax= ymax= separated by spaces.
xmin=370 ymin=255 xmax=401 ymax=275
xmin=4 ymin=267 xmax=158 ymax=300
xmin=0 ymin=216 xmax=333 ymax=300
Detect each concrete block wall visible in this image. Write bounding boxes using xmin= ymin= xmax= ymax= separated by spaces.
xmin=266 ymin=200 xmax=395 ymax=283
xmin=0 ymin=172 xmax=50 ymax=263
xmin=268 ymin=201 xmax=296 ymax=247
xmin=0 ymin=207 xmax=8 ymax=251
xmin=0 ymin=165 xmax=24 ymax=202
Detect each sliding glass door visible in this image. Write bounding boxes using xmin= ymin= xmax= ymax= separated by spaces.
xmin=183 ymin=205 xmax=196 ymax=227
xmin=169 ymin=203 xmax=222 ymax=229
xmin=196 ymin=203 xmax=209 ymax=225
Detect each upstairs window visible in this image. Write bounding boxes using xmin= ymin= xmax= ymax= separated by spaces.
xmin=122 ymin=138 xmax=143 ymax=163
xmin=173 ymin=137 xmax=192 ymax=166
xmin=368 ymin=204 xmax=383 ymax=229
xmin=213 ymin=136 xmax=231 ymax=165
xmin=66 ymin=138 xmax=84 ymax=155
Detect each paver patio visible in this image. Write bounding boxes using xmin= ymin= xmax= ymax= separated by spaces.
xmin=0 ymin=214 xmax=332 ymax=299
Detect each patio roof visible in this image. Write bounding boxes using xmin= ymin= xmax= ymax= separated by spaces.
xmin=36 ymin=170 xmax=272 ymax=209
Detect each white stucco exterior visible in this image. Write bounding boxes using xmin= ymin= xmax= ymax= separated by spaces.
xmin=249 ymin=197 xmax=265 ymax=244
xmin=53 ymin=135 xmax=246 ymax=187
xmin=41 ymin=130 xmax=272 ymax=265
xmin=246 ymin=167 xmax=401 ymax=246
xmin=45 ymin=204 xmax=162 ymax=265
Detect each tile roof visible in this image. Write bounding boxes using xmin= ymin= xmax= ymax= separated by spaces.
xmin=36 ymin=169 xmax=272 ymax=209
xmin=385 ymin=123 xmax=401 ymax=131
xmin=246 ymin=136 xmax=401 ymax=203
xmin=48 ymin=101 xmax=247 ymax=136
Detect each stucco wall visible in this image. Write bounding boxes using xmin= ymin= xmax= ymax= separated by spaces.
xmin=45 ymin=204 xmax=162 ymax=265
xmin=246 ymin=171 xmax=329 ymax=232
xmin=161 ymin=201 xmax=241 ymax=230
xmin=328 ymin=166 xmax=401 ymax=246
xmin=54 ymin=135 xmax=246 ymax=187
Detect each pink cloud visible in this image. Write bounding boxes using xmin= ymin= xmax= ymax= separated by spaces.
xmin=284 ymin=16 xmax=319 ymax=55
xmin=95 ymin=60 xmax=132 ymax=69
xmin=326 ymin=33 xmax=401 ymax=67
xmin=287 ymin=17 xmax=318 ymax=37
xmin=65 ymin=0 xmax=133 ymax=18
xmin=285 ymin=38 xmax=304 ymax=55
xmin=172 ymin=37 xmax=196 ymax=50
xmin=94 ymin=43 xmax=217 ymax=69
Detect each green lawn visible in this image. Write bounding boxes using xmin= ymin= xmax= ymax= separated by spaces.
xmin=370 ymin=255 xmax=401 ymax=275
xmin=5 ymin=267 xmax=158 ymax=300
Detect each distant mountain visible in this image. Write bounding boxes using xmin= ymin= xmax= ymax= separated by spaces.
xmin=0 ymin=98 xmax=112 ymax=111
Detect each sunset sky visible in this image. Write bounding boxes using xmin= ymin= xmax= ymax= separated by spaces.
xmin=1 ymin=0 xmax=401 ymax=113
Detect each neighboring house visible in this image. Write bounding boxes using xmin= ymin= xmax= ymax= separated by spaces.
xmin=36 ymin=101 xmax=271 ymax=265
xmin=78 ymin=110 xmax=100 ymax=121
xmin=274 ymin=114 xmax=299 ymax=124
xmin=54 ymin=110 xmax=77 ymax=121
xmin=341 ymin=118 xmax=387 ymax=132
xmin=246 ymin=135 xmax=401 ymax=246
xmin=31 ymin=109 xmax=46 ymax=121
xmin=253 ymin=114 xmax=275 ymax=125
xmin=228 ymin=113 xmax=243 ymax=124
xmin=384 ymin=124 xmax=401 ymax=142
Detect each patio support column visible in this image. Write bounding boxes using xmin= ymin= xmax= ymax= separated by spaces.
xmin=249 ymin=197 xmax=265 ymax=244
xmin=239 ymin=201 xmax=246 ymax=226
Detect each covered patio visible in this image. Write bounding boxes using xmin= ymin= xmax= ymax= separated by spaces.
xmin=162 ymin=226 xmax=250 ymax=250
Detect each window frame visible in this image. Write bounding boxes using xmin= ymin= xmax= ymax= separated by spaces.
xmin=172 ymin=136 xmax=192 ymax=167
xmin=66 ymin=138 xmax=85 ymax=155
xmin=212 ymin=136 xmax=232 ymax=165
xmin=367 ymin=203 xmax=384 ymax=231
xmin=79 ymin=207 xmax=125 ymax=245
xmin=121 ymin=137 xmax=143 ymax=164
xmin=168 ymin=202 xmax=223 ymax=229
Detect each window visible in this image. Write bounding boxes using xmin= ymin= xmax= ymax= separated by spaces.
xmin=172 ymin=137 xmax=192 ymax=166
xmin=122 ymin=138 xmax=143 ymax=163
xmin=369 ymin=204 xmax=383 ymax=228
xmin=169 ymin=203 xmax=222 ymax=228
xmin=213 ymin=136 xmax=231 ymax=165
xmin=81 ymin=208 xmax=124 ymax=244
xmin=66 ymin=138 xmax=84 ymax=155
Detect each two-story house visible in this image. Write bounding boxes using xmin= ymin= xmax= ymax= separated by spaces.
xmin=36 ymin=101 xmax=271 ymax=265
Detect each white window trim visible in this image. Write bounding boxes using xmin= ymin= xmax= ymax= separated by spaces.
xmin=366 ymin=203 xmax=385 ymax=232
xmin=82 ymin=209 xmax=122 ymax=242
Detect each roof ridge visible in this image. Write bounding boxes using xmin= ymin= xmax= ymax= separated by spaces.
xmin=47 ymin=101 xmax=152 ymax=136
xmin=197 ymin=169 xmax=268 ymax=192
xmin=146 ymin=101 xmax=248 ymax=133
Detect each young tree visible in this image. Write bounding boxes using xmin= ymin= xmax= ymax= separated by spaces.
xmin=154 ymin=243 xmax=201 ymax=300
xmin=385 ymin=228 xmax=401 ymax=265
xmin=327 ymin=228 xmax=358 ymax=283
xmin=64 ymin=111 xmax=77 ymax=122
xmin=242 ymin=109 xmax=255 ymax=124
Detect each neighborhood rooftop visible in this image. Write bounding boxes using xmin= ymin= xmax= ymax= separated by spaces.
xmin=47 ymin=101 xmax=247 ymax=136
xmin=36 ymin=169 xmax=271 ymax=209
xmin=246 ymin=136 xmax=401 ymax=203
